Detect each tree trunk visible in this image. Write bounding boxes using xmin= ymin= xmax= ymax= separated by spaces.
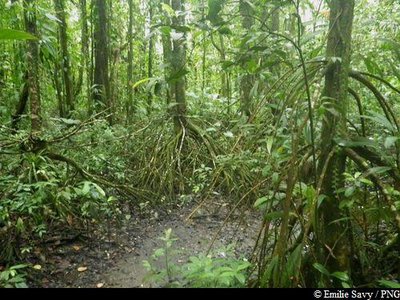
xmin=89 ymin=0 xmax=95 ymax=116
xmin=161 ymin=0 xmax=172 ymax=106
xmin=271 ymin=6 xmax=280 ymax=32
xmin=23 ymin=0 xmax=41 ymax=133
xmin=210 ymin=30 xmax=230 ymax=114
xmin=11 ymin=72 xmax=29 ymax=132
xmin=317 ymin=0 xmax=355 ymax=284
xmin=53 ymin=63 xmax=65 ymax=117
xmin=75 ymin=0 xmax=89 ymax=101
xmin=170 ymin=0 xmax=187 ymax=130
xmin=201 ymin=0 xmax=207 ymax=98
xmin=239 ymin=0 xmax=254 ymax=117
xmin=126 ymin=0 xmax=134 ymax=121
xmin=54 ymin=0 xmax=74 ymax=116
xmin=92 ymin=0 xmax=111 ymax=124
xmin=147 ymin=2 xmax=154 ymax=115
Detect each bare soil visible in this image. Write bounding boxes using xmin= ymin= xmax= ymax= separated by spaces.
xmin=28 ymin=200 xmax=261 ymax=288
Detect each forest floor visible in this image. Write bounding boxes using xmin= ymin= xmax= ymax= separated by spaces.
xmin=28 ymin=199 xmax=261 ymax=288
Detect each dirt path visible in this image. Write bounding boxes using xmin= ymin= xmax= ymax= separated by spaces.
xmin=29 ymin=202 xmax=261 ymax=288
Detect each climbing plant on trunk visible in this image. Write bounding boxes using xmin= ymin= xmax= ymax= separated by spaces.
xmin=317 ymin=0 xmax=355 ymax=285
xmin=23 ymin=0 xmax=41 ymax=133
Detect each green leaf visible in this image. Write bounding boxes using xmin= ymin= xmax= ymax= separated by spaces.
xmin=366 ymin=166 xmax=392 ymax=176
xmin=236 ymin=261 xmax=251 ymax=271
xmin=359 ymin=178 xmax=373 ymax=186
xmin=254 ymin=197 xmax=268 ymax=208
xmin=379 ymin=279 xmax=400 ymax=288
xmin=331 ymin=271 xmax=349 ymax=282
xmin=221 ymin=60 xmax=235 ymax=70
xmin=262 ymin=256 xmax=279 ymax=284
xmin=344 ymin=186 xmax=355 ymax=198
xmin=154 ymin=248 xmax=165 ymax=257
xmin=171 ymin=25 xmax=191 ymax=33
xmin=159 ymin=26 xmax=172 ymax=36
xmin=335 ymin=137 xmax=377 ymax=148
xmin=330 ymin=57 xmax=342 ymax=64
xmin=8 ymin=276 xmax=24 ymax=283
xmin=362 ymin=113 xmax=395 ymax=132
xmin=132 ymin=78 xmax=151 ymax=89
xmin=266 ymin=137 xmax=273 ymax=154
xmin=58 ymin=118 xmax=81 ymax=125
xmin=142 ymin=260 xmax=152 ymax=271
xmin=167 ymin=69 xmax=189 ymax=83
xmin=10 ymin=264 xmax=28 ymax=270
xmin=384 ymin=136 xmax=398 ymax=149
xmin=223 ymin=131 xmax=234 ymax=138
xmin=92 ymin=183 xmax=106 ymax=197
xmin=161 ymin=3 xmax=175 ymax=16
xmin=313 ymin=263 xmax=330 ymax=276
xmin=262 ymin=165 xmax=271 ymax=177
xmin=285 ymin=244 xmax=302 ymax=279
xmin=264 ymin=211 xmax=284 ymax=221
xmin=340 ymin=198 xmax=354 ymax=210
xmin=272 ymin=172 xmax=279 ymax=184
xmin=0 ymin=271 xmax=10 ymax=281
xmin=208 ymin=0 xmax=225 ymax=24
xmin=0 ymin=29 xmax=37 ymax=41
xmin=245 ymin=59 xmax=258 ymax=73
xmin=218 ymin=26 xmax=232 ymax=35
xmin=305 ymin=186 xmax=316 ymax=202
xmin=16 ymin=218 xmax=25 ymax=233
xmin=82 ymin=181 xmax=91 ymax=195
xmin=342 ymin=282 xmax=351 ymax=288
xmin=165 ymin=228 xmax=172 ymax=240
xmin=234 ymin=273 xmax=246 ymax=284
xmin=15 ymin=282 xmax=28 ymax=288
xmin=171 ymin=31 xmax=184 ymax=41
xmin=363 ymin=56 xmax=382 ymax=75
xmin=300 ymin=30 xmax=324 ymax=45
xmin=45 ymin=13 xmax=60 ymax=23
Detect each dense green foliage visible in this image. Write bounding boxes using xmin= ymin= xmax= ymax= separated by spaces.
xmin=0 ymin=0 xmax=399 ymax=288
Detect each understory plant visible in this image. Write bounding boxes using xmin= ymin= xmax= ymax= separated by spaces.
xmin=143 ymin=229 xmax=251 ymax=288
xmin=0 ymin=264 xmax=28 ymax=288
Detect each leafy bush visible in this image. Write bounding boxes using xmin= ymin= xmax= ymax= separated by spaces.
xmin=0 ymin=264 xmax=28 ymax=288
xmin=0 ymin=140 xmax=119 ymax=263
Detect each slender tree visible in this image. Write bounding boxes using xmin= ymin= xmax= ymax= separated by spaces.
xmin=161 ymin=0 xmax=172 ymax=105
xmin=317 ymin=0 xmax=355 ymax=283
xmin=92 ymin=0 xmax=111 ymax=123
xmin=170 ymin=0 xmax=187 ymax=130
xmin=54 ymin=0 xmax=74 ymax=117
xmin=75 ymin=0 xmax=89 ymax=101
xmin=271 ymin=4 xmax=280 ymax=32
xmin=147 ymin=1 xmax=154 ymax=115
xmin=126 ymin=0 xmax=134 ymax=120
xmin=201 ymin=0 xmax=207 ymax=98
xmin=23 ymin=0 xmax=41 ymax=133
xmin=239 ymin=0 xmax=254 ymax=117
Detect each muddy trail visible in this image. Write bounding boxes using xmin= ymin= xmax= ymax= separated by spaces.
xmin=28 ymin=200 xmax=262 ymax=288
